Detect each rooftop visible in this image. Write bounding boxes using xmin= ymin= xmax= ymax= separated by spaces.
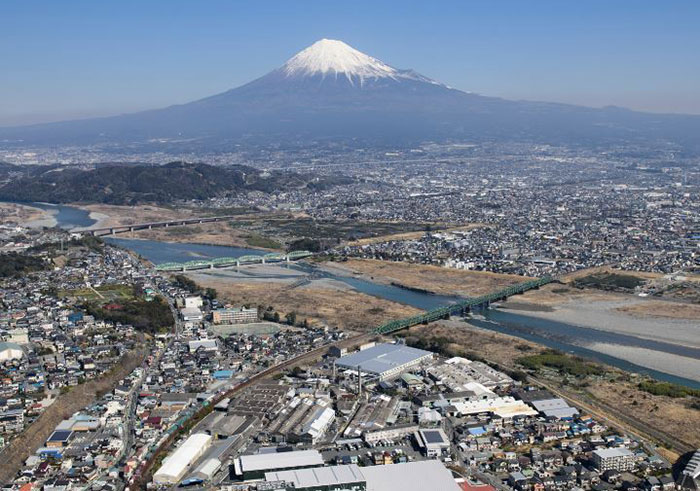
xmin=239 ymin=449 xmax=324 ymax=472
xmin=336 ymin=343 xmax=432 ymax=376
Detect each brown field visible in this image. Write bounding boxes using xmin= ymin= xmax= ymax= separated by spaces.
xmin=616 ymin=300 xmax=700 ymax=320
xmin=515 ymin=283 xmax=625 ymax=307
xmin=0 ymin=202 xmax=47 ymax=224
xmin=186 ymin=277 xmax=421 ymax=332
xmin=327 ymin=258 xmax=529 ymax=297
xmin=404 ymin=319 xmax=542 ymax=365
xmin=586 ymin=381 xmax=700 ymax=449
xmin=347 ymin=223 xmax=487 ymax=246
xmin=557 ymin=266 xmax=700 ymax=286
xmin=79 ymin=204 xmax=282 ymax=249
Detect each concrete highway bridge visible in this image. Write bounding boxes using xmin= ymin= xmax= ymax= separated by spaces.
xmin=75 ymin=215 xmax=238 ymax=236
xmin=374 ymin=275 xmax=554 ymax=335
xmin=155 ymin=250 xmax=314 ymax=272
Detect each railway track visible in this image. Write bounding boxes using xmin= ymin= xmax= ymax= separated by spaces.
xmin=531 ymin=376 xmax=695 ymax=456
xmin=132 ymin=332 xmax=370 ymax=487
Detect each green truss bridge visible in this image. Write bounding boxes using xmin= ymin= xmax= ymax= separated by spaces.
xmin=155 ymin=250 xmax=313 ymax=272
xmin=374 ymin=276 xmax=554 ymax=335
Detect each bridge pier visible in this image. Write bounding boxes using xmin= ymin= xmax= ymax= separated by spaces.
xmin=148 ymin=225 xmax=152 ymax=230
xmin=110 ymin=228 xmax=115 ymax=235
xmin=209 ymin=264 xmax=214 ymax=269
xmin=286 ymin=256 xmax=290 ymax=263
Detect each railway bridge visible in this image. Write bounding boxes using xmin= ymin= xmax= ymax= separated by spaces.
xmin=75 ymin=215 xmax=238 ymax=236
xmin=154 ymin=250 xmax=314 ymax=272
xmin=374 ymin=275 xmax=554 ymax=335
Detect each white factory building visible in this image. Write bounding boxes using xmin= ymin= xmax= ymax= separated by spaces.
xmin=153 ymin=433 xmax=212 ymax=484
xmin=234 ymin=449 xmax=325 ymax=480
xmin=335 ymin=343 xmax=433 ymax=381
xmin=264 ymin=460 xmax=460 ymax=491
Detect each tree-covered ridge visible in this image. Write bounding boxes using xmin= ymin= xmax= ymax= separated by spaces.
xmin=0 ymin=161 xmax=351 ymax=205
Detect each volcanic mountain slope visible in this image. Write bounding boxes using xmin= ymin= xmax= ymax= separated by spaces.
xmin=1 ymin=39 xmax=699 ymax=149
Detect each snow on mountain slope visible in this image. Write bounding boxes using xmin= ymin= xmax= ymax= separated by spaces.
xmin=281 ymin=39 xmax=440 ymax=86
xmin=1 ymin=38 xmax=699 ymax=150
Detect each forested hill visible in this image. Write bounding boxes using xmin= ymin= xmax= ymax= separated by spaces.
xmin=0 ymin=161 xmax=350 ymax=205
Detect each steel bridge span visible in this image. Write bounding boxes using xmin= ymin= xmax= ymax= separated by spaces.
xmin=75 ymin=215 xmax=238 ymax=237
xmin=155 ymin=250 xmax=314 ymax=272
xmin=374 ymin=276 xmax=554 ymax=335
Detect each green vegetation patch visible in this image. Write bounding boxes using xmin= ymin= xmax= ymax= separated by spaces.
xmin=59 ymin=283 xmax=136 ymax=302
xmin=517 ymin=349 xmax=601 ymax=377
xmin=0 ymin=252 xmax=46 ymax=278
xmin=638 ymin=380 xmax=700 ymax=398
xmin=243 ymin=233 xmax=282 ymax=250
xmin=574 ymin=272 xmax=645 ymax=291
xmin=84 ymin=296 xmax=173 ymax=334
xmin=172 ymin=274 xmax=217 ymax=299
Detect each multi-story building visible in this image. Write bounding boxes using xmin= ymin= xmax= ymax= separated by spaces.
xmin=212 ymin=307 xmax=259 ymax=325
xmin=592 ymin=447 xmax=636 ymax=472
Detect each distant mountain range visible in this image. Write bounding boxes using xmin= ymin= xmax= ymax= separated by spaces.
xmin=1 ymin=39 xmax=699 ymax=150
xmin=0 ymin=162 xmax=351 ymax=205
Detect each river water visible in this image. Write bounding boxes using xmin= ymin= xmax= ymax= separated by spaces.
xmin=25 ymin=202 xmax=700 ymax=388
xmin=104 ymin=237 xmax=266 ymax=264
xmin=24 ymin=201 xmax=97 ymax=229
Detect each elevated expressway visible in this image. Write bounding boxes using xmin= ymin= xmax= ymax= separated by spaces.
xmin=75 ymin=215 xmax=238 ymax=237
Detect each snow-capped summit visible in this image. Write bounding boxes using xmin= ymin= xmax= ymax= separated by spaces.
xmin=281 ymin=39 xmax=430 ymax=86
xmin=3 ymin=38 xmax=698 ymax=150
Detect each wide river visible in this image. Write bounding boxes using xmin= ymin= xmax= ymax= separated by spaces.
xmin=17 ymin=202 xmax=700 ymax=389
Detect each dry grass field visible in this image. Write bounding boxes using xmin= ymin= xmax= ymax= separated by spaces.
xmin=327 ymin=259 xmax=529 ymax=297
xmin=187 ymin=276 xmax=421 ymax=333
xmin=0 ymin=201 xmax=47 ymax=224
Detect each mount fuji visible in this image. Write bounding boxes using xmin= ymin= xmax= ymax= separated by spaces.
xmin=2 ymin=39 xmax=699 ymax=150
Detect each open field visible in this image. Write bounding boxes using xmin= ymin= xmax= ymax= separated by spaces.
xmin=346 ymin=223 xmax=486 ymax=246
xmin=58 ymin=283 xmax=135 ymax=302
xmin=615 ymin=299 xmax=700 ymax=319
xmin=78 ymin=204 xmax=283 ymax=249
xmin=0 ymin=201 xmax=48 ymax=224
xmin=186 ymin=273 xmax=421 ymax=332
xmin=403 ymin=320 xmax=700 ymax=452
xmin=325 ymin=258 xmax=529 ymax=297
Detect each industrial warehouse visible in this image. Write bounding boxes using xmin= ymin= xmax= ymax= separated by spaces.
xmin=334 ymin=343 xmax=433 ymax=381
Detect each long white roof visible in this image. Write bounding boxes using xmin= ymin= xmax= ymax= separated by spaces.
xmin=362 ymin=460 xmax=460 ymax=491
xmin=154 ymin=433 xmax=211 ymax=481
xmin=239 ymin=449 xmax=324 ymax=472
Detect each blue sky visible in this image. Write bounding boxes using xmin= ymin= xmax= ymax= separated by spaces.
xmin=1 ymin=0 xmax=699 ymax=125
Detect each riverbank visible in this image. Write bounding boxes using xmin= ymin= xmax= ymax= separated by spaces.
xmin=77 ymin=204 xmax=282 ymax=250
xmin=0 ymin=201 xmax=52 ymax=226
xmin=186 ymin=270 xmax=422 ymax=333
xmin=322 ymin=258 xmax=528 ymax=297
xmin=585 ymin=342 xmax=700 ymax=382
xmin=502 ymin=295 xmax=700 ymax=349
